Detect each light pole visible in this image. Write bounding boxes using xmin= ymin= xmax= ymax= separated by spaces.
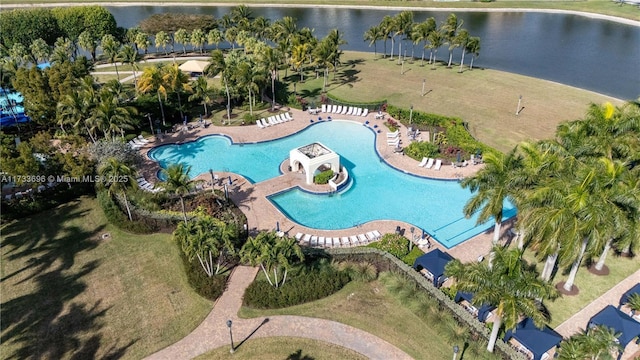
xmin=209 ymin=169 xmax=215 ymax=194
xmin=226 ymin=319 xmax=235 ymax=354
xmin=516 ymin=95 xmax=522 ymax=116
xmin=409 ymin=105 xmax=414 ymax=124
xmin=421 ymin=79 xmax=426 ymax=96
xmin=452 ymin=345 xmax=460 ymax=360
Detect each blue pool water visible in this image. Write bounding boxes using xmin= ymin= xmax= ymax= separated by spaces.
xmin=148 ymin=121 xmax=516 ymax=248
xmin=0 ymin=90 xmax=30 ymax=127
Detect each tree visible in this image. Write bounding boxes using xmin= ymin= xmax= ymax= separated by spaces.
xmin=119 ymin=44 xmax=140 ymax=85
xmin=137 ymin=64 xmax=168 ymax=125
xmin=51 ymin=37 xmax=74 ymax=64
xmin=162 ymin=163 xmax=195 ymax=223
xmin=442 ymin=13 xmax=463 ymax=68
xmin=205 ymin=49 xmax=232 ymax=122
xmin=78 ymin=30 xmax=98 ymax=61
xmin=207 ymin=29 xmax=223 ymax=49
xmin=101 ymin=34 xmax=121 ymax=80
xmin=259 ymin=46 xmax=282 ymax=110
xmin=363 ymin=25 xmax=383 ymax=58
xmin=393 ymin=11 xmax=414 ymax=64
xmin=91 ymin=90 xmax=137 ymax=140
xmin=134 ymin=32 xmax=151 ymax=57
xmin=189 ymin=76 xmax=215 ymax=116
xmin=154 ymin=31 xmax=170 ymax=55
xmin=456 ymin=29 xmax=470 ymax=73
xmin=556 ymin=325 xmax=622 ymax=360
xmin=163 ymin=63 xmax=191 ymax=121
xmin=411 ymin=18 xmax=436 ymax=66
xmin=234 ymin=58 xmax=264 ymax=115
xmin=174 ymin=28 xmax=190 ymax=55
xmin=379 ymin=15 xmax=393 ymax=59
xmin=466 ymin=36 xmax=481 ymax=70
xmin=190 ymin=28 xmax=206 ymax=54
xmin=98 ymin=157 xmax=137 ymax=221
xmin=174 ymin=216 xmax=238 ymax=277
xmin=29 ymin=38 xmax=51 ymax=65
xmin=461 ymin=148 xmax=521 ymax=245
xmin=445 ymin=246 xmax=557 ymax=353
xmin=240 ymin=231 xmax=304 ymax=288
xmin=426 ymin=30 xmax=444 ymax=69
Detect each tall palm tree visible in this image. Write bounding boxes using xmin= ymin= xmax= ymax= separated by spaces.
xmin=189 ymin=76 xmax=215 ymax=116
xmin=240 ymin=231 xmax=304 ymax=288
xmin=234 ymin=59 xmax=265 ymax=115
xmin=190 ymin=28 xmax=206 ymax=54
xmin=119 ymin=45 xmax=140 ymax=86
xmin=456 ymin=30 xmax=470 ymax=73
xmin=134 ymin=32 xmax=151 ymax=57
xmin=78 ymin=30 xmax=98 ymax=61
xmin=92 ymin=90 xmax=138 ymax=140
xmin=445 ymin=246 xmax=557 ymax=353
xmin=363 ymin=25 xmax=383 ymax=59
xmin=461 ymin=148 xmax=522 ymax=245
xmin=466 ymin=36 xmax=481 ymax=70
xmin=426 ymin=29 xmax=445 ymax=69
xmin=163 ymin=63 xmax=191 ymax=121
xmin=98 ymin=157 xmax=137 ymax=221
xmin=174 ymin=28 xmax=190 ymax=55
xmin=379 ymin=15 xmax=394 ymax=59
xmin=137 ymin=64 xmax=168 ymax=125
xmin=259 ymin=46 xmax=282 ymax=110
xmin=29 ymin=38 xmax=50 ymax=65
xmin=556 ymin=325 xmax=622 ymax=360
xmin=206 ymin=49 xmax=232 ymax=121
xmin=162 ymin=163 xmax=196 ymax=223
xmin=154 ymin=31 xmax=171 ymax=56
xmin=442 ymin=14 xmax=463 ymax=68
xmin=394 ymin=11 xmax=414 ymax=64
xmin=411 ymin=18 xmax=436 ymax=66
xmin=101 ymin=34 xmax=121 ymax=80
xmin=207 ymin=29 xmax=224 ymax=50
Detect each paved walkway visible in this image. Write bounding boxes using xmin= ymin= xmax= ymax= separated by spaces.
xmin=555 ymin=269 xmax=640 ymax=360
xmin=145 ymin=266 xmax=411 ymax=360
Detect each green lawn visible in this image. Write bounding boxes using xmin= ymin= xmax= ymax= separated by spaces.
xmin=194 ymin=337 xmax=368 ymax=360
xmin=4 ymin=0 xmax=639 ymax=21
xmin=239 ymin=278 xmax=456 ymax=359
xmin=0 ymin=196 xmax=213 ymax=359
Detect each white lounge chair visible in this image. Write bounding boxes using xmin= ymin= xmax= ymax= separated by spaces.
xmin=349 ymin=235 xmax=359 ymax=246
xmin=318 ymin=236 xmax=326 ymax=247
xmin=277 ymin=114 xmax=286 ymax=122
xmin=268 ymin=117 xmax=278 ymax=125
xmin=137 ymin=135 xmax=150 ymax=143
xmin=341 ymin=106 xmax=348 ymax=115
xmin=356 ymin=108 xmax=363 ymax=116
xmin=424 ymin=158 xmax=435 ymax=169
xmin=387 ymin=130 xmax=399 ymax=138
xmin=337 ymin=105 xmax=343 ymax=114
xmin=418 ymin=157 xmax=428 ymax=167
xmin=321 ymin=104 xmax=327 ymax=113
xmin=341 ymin=237 xmax=350 ymax=247
xmin=295 ymin=233 xmax=303 ymax=241
xmin=346 ymin=106 xmax=353 ymax=115
xmin=372 ymin=230 xmax=381 ymax=239
xmin=332 ymin=237 xmax=340 ymax=247
xmin=332 ymin=105 xmax=339 ymax=113
xmin=358 ymin=233 xmax=368 ymax=244
xmin=310 ymin=235 xmax=318 ymax=247
xmin=285 ymin=112 xmax=293 ymax=121
xmin=388 ymin=138 xmax=400 ymax=147
xmin=434 ymin=159 xmax=442 ymax=170
xmin=256 ymin=120 xmax=265 ymax=129
xmin=302 ymin=234 xmax=312 ymax=244
xmin=362 ymin=108 xmax=369 ymax=117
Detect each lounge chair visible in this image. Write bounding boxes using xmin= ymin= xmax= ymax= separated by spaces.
xmin=418 ymin=157 xmax=429 ymax=167
xmin=356 ymin=108 xmax=363 ymax=116
xmin=321 ymin=104 xmax=327 ymax=113
xmin=137 ymin=135 xmax=150 ymax=143
xmin=341 ymin=106 xmax=348 ymax=115
xmin=332 ymin=105 xmax=338 ymax=113
xmin=346 ymin=106 xmax=353 ymax=115
xmin=424 ymin=158 xmax=435 ymax=169
xmin=349 ymin=235 xmax=359 ymax=246
xmin=388 ymin=139 xmax=400 ymax=147
xmin=341 ymin=237 xmax=350 ymax=247
xmin=372 ymin=230 xmax=381 ymax=239
xmin=362 ymin=108 xmax=369 ymax=117
xmin=295 ymin=233 xmax=304 ymax=241
xmin=318 ymin=236 xmax=326 ymax=247
xmin=256 ymin=120 xmax=265 ymax=129
xmin=387 ymin=130 xmax=399 ymax=138
xmin=277 ymin=114 xmax=286 ymax=122
xmin=434 ymin=159 xmax=442 ymax=170
xmin=332 ymin=237 xmax=340 ymax=247
xmin=310 ymin=235 xmax=318 ymax=247
xmin=302 ymin=234 xmax=312 ymax=244
xmin=268 ymin=117 xmax=278 ymax=125
xmin=358 ymin=233 xmax=368 ymax=244
xmin=336 ymin=105 xmax=343 ymax=114
xmin=285 ymin=112 xmax=293 ymax=121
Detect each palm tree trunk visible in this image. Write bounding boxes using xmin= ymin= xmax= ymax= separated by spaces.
xmin=397 ymin=41 xmax=402 ymax=65
xmin=224 ymin=77 xmax=231 ymax=122
xmin=248 ymin=88 xmax=253 ymax=115
xmin=180 ymin=196 xmax=187 ymax=223
xmin=260 ymin=263 xmax=274 ymax=286
xmin=421 ymin=48 xmax=425 ymax=66
xmin=197 ymin=253 xmax=213 ymax=277
xmin=114 ymin=62 xmax=120 ymax=81
xmin=274 ymin=267 xmax=279 ymax=288
xmin=458 ymin=48 xmax=466 ymax=73
xmin=594 ymin=239 xmax=612 ymax=271
xmin=431 ymin=51 xmax=438 ymax=70
xmin=282 ymin=268 xmax=288 ymax=287
xmin=447 ymin=51 xmax=453 ymax=68
xmin=492 ymin=221 xmax=502 ymax=244
xmin=383 ymin=39 xmax=387 ymax=58
xmin=390 ymin=37 xmax=395 ymax=59
xmin=271 ymin=73 xmax=276 ymax=110
xmin=469 ymin=56 xmax=475 ymax=70
xmin=122 ymin=191 xmax=133 ymax=221
xmin=157 ymin=92 xmax=166 ymax=126
xmin=487 ymin=315 xmax=502 ymax=352
xmin=541 ymin=253 xmax=558 ymax=282
xmin=563 ymin=238 xmax=588 ymax=292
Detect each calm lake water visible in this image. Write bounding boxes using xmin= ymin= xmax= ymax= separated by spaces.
xmin=107 ymin=6 xmax=640 ymax=100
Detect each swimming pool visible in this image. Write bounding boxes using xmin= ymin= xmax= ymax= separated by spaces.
xmin=148 ymin=121 xmax=516 ymax=248
xmin=0 ymin=89 xmax=30 ymax=127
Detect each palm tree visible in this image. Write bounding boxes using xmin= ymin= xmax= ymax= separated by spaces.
xmin=207 ymin=29 xmax=224 ymax=50
xmin=442 ymin=13 xmax=463 ymax=68
xmin=259 ymin=46 xmax=282 ymax=110
xmin=134 ymin=32 xmax=151 ymax=57
xmin=154 ymin=31 xmax=171 ymax=56
xmin=379 ymin=15 xmax=394 ymax=59
xmin=29 ymin=38 xmax=50 ymax=65
xmin=78 ymin=31 xmax=98 ymax=61
xmin=411 ymin=18 xmax=436 ymax=66
xmin=445 ymin=246 xmax=557 ymax=353
xmin=174 ymin=28 xmax=190 ymax=55
xmin=163 ymin=63 xmax=191 ymax=121
xmin=205 ymin=49 xmax=232 ymax=121
xmin=137 ymin=65 xmax=168 ymax=125
xmin=466 ymin=36 xmax=481 ymax=70
xmin=234 ymin=59 xmax=265 ymax=115
xmin=461 ymin=148 xmax=522 ymax=245
xmin=456 ymin=30 xmax=470 ymax=73
xmin=426 ymin=30 xmax=445 ymax=69
xmin=190 ymin=28 xmax=206 ymax=54
xmin=162 ymin=163 xmax=196 ymax=223
xmin=98 ymin=157 xmax=137 ymax=221
xmin=101 ymin=34 xmax=121 ymax=80
xmin=119 ymin=45 xmax=140 ymax=86
xmin=627 ymin=293 xmax=640 ymax=314
xmin=240 ymin=231 xmax=304 ymax=288
xmin=394 ymin=11 xmax=414 ymax=64
xmin=363 ymin=25 xmax=383 ymax=59
xmin=189 ymin=76 xmax=215 ymax=116
xmin=92 ymin=91 xmax=138 ymax=140
xmin=556 ymin=325 xmax=622 ymax=360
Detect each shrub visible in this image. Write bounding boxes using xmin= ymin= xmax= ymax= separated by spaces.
xmin=333 ymin=260 xmax=378 ymax=282
xmin=243 ymin=266 xmax=350 ymax=309
xmin=404 ymin=141 xmax=440 ymax=161
xmin=242 ymin=112 xmax=258 ymax=124
xmin=368 ymin=233 xmax=410 ymax=259
xmin=314 ymin=169 xmax=334 ymax=184
xmin=180 ymin=251 xmax=228 ymax=300
xmin=97 ymin=190 xmax=157 ymax=234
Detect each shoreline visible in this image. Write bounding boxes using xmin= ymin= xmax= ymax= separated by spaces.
xmin=1 ymin=2 xmax=639 ymax=27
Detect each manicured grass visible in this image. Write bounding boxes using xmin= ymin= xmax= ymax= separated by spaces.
xmin=4 ymin=0 xmax=639 ymax=21
xmin=522 ymin=249 xmax=640 ymax=327
xmin=295 ymin=51 xmax=622 ymax=153
xmin=0 ymin=196 xmax=213 ymax=359
xmin=193 ymin=336 xmax=368 ymax=360
xmin=239 ymin=278 xmax=455 ymax=359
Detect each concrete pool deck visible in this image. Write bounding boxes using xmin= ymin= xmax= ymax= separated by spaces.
xmin=137 ymin=106 xmax=500 ymax=263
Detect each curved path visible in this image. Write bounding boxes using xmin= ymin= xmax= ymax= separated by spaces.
xmin=145 ymin=266 xmax=411 ymax=360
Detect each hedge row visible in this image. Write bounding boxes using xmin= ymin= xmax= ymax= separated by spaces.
xmin=324 ymin=93 xmax=386 ymax=109
xmin=243 ymin=267 xmax=350 ymax=309
xmin=180 ymin=251 xmax=229 ymax=300
xmin=97 ymin=190 xmax=157 ymax=234
xmin=327 ymin=247 xmax=523 ymax=360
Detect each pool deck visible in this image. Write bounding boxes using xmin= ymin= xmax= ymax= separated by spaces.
xmin=138 ymin=107 xmax=498 ymax=263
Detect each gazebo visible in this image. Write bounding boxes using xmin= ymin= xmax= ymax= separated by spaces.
xmin=588 ymin=305 xmax=640 ymax=358
xmin=503 ymin=317 xmax=563 ymax=360
xmin=289 ymin=142 xmax=340 ymax=185
xmin=178 ymin=60 xmax=209 ymax=75
xmin=412 ymin=248 xmax=454 ymax=288
xmin=619 ymin=283 xmax=640 ymax=309
xmin=454 ymin=291 xmax=495 ymax=322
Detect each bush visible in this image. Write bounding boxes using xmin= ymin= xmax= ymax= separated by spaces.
xmin=243 ymin=266 xmax=350 ymax=309
xmin=368 ymin=233 xmax=410 ymax=259
xmin=313 ymin=169 xmax=334 ymax=184
xmin=334 ymin=260 xmax=378 ymax=282
xmin=97 ymin=190 xmax=157 ymax=234
xmin=242 ymin=112 xmax=258 ymax=124
xmin=180 ymin=251 xmax=228 ymax=300
xmin=404 ymin=141 xmax=440 ymax=161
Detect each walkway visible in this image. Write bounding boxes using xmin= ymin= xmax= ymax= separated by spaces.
xmin=146 ymin=266 xmax=411 ymax=360
xmin=555 ymin=269 xmax=640 ymax=360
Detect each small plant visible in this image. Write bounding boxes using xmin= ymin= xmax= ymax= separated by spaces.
xmin=385 ymin=118 xmax=399 ymax=132
xmin=314 ymin=169 xmax=334 ymax=184
xmin=368 ymin=234 xmax=410 ymax=258
xmin=627 ymin=293 xmax=640 ymax=314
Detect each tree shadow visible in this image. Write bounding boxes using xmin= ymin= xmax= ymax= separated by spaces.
xmin=286 ymin=349 xmax=315 ymax=360
xmin=0 ymin=199 xmax=136 ymax=359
